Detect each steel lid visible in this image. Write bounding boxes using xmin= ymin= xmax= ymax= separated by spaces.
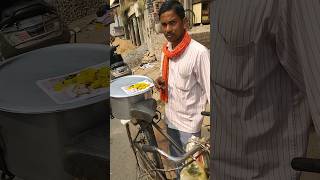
xmin=0 ymin=43 xmax=109 ymax=114
xmin=110 ymin=75 xmax=154 ymax=98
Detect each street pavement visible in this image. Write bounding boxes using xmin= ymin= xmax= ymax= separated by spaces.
xmin=110 ymin=118 xmax=137 ymax=180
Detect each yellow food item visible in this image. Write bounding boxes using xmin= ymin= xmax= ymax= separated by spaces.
xmin=53 ymin=66 xmax=110 ymax=92
xmin=97 ymin=67 xmax=108 ymax=78
xmin=54 ymin=82 xmax=64 ymax=91
xmin=127 ymin=82 xmax=149 ymax=91
xmin=75 ymin=68 xmax=96 ymax=84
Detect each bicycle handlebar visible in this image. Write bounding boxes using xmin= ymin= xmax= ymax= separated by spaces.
xmin=142 ymin=137 xmax=210 ymax=165
xmin=291 ymin=157 xmax=320 ymax=173
xmin=142 ymin=144 xmax=204 ymax=164
xmin=201 ymin=111 xmax=210 ymax=116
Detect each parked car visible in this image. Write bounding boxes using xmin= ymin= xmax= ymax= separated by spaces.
xmin=0 ymin=0 xmax=70 ymax=59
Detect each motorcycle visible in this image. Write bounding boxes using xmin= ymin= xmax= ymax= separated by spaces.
xmin=110 ymin=44 xmax=132 ymax=80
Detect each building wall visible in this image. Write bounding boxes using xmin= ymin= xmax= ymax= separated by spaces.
xmin=192 ymin=3 xmax=202 ymax=24
xmin=49 ymin=0 xmax=106 ymax=24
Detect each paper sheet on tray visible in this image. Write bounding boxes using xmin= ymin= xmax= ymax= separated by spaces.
xmin=36 ymin=62 xmax=108 ymax=104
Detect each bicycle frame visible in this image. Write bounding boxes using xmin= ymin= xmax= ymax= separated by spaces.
xmin=126 ymin=123 xmax=160 ymax=179
xmin=125 ymin=113 xmax=210 ymax=180
xmin=125 ymin=119 xmax=182 ymax=179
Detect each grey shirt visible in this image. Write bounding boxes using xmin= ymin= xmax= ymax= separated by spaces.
xmin=211 ymin=0 xmax=320 ymax=179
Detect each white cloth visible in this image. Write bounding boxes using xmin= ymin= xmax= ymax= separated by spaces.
xmin=161 ymin=39 xmax=210 ymax=133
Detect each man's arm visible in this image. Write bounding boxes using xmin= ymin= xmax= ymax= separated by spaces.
xmin=195 ymin=49 xmax=210 ymax=104
xmin=155 ymin=53 xmax=165 ymax=91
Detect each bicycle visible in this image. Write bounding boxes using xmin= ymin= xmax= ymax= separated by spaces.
xmin=124 ymin=98 xmax=210 ymax=180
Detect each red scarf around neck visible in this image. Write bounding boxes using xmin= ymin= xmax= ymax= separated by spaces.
xmin=160 ymin=32 xmax=191 ymax=103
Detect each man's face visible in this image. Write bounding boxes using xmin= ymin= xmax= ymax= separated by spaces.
xmin=160 ymin=9 xmax=186 ymax=45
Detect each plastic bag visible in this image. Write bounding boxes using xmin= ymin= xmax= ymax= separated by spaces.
xmin=180 ymin=161 xmax=208 ymax=180
xmin=185 ymin=136 xmax=210 ymax=171
xmin=180 ymin=136 xmax=209 ymax=180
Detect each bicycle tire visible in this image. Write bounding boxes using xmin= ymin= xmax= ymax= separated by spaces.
xmin=135 ymin=121 xmax=166 ymax=179
xmin=126 ymin=123 xmax=154 ymax=179
xmin=135 ymin=145 xmax=160 ymax=179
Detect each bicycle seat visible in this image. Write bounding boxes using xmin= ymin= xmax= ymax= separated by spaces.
xmin=130 ymin=99 xmax=157 ymax=123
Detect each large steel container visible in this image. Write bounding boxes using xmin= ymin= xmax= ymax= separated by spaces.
xmin=110 ymin=75 xmax=153 ymax=120
xmin=0 ymin=43 xmax=109 ymax=180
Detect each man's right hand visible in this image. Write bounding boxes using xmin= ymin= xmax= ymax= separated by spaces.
xmin=155 ymin=76 xmax=165 ymax=91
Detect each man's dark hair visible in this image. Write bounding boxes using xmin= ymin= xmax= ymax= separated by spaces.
xmin=158 ymin=0 xmax=185 ymax=20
